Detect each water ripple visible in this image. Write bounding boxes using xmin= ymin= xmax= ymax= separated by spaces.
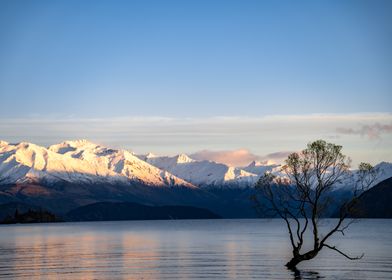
xmin=0 ymin=219 xmax=391 ymax=279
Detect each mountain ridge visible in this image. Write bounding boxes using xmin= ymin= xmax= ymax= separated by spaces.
xmin=2 ymin=140 xmax=391 ymax=189
xmin=142 ymin=154 xmax=259 ymax=188
xmin=1 ymin=139 xmax=391 ymax=219
xmin=0 ymin=140 xmax=194 ymax=188
xmin=66 ymin=201 xmax=221 ymax=221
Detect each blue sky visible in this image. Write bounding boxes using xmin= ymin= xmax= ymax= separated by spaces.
xmin=0 ymin=0 xmax=391 ymax=165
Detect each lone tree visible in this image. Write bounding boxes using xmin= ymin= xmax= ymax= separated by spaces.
xmin=254 ymin=140 xmax=378 ymax=269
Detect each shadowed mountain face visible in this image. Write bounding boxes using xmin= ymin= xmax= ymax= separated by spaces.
xmin=1 ymin=177 xmax=392 ymax=220
xmin=0 ymin=201 xmax=220 ymax=223
xmin=0 ymin=182 xmax=259 ymax=218
xmin=0 ymin=202 xmax=42 ymax=220
xmin=0 ymin=181 xmax=216 ymax=213
xmin=66 ymin=202 xmax=221 ymax=221
xmin=351 ymin=177 xmax=392 ymax=218
xmin=0 ymin=202 xmax=60 ymax=224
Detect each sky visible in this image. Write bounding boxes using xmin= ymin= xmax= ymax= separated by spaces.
xmin=0 ymin=0 xmax=391 ymax=166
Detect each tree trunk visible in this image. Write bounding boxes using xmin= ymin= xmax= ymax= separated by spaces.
xmin=286 ymin=256 xmax=303 ymax=269
xmin=286 ymin=250 xmax=319 ymax=269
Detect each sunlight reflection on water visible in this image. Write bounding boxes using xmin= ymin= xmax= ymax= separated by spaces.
xmin=0 ymin=219 xmax=391 ymax=279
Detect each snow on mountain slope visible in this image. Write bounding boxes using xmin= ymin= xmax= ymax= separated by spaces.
xmin=243 ymin=161 xmax=281 ymax=176
xmin=241 ymin=160 xmax=392 ymax=189
xmin=142 ymin=154 xmax=259 ymax=188
xmin=265 ymin=161 xmax=392 ymax=190
xmin=0 ymin=141 xmax=125 ymax=185
xmin=48 ymin=140 xmax=195 ymax=188
xmin=374 ymin=162 xmax=392 ymax=183
xmin=347 ymin=161 xmax=392 ymax=189
xmin=2 ymin=139 xmax=390 ymax=191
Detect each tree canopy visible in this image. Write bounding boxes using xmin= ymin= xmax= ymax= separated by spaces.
xmin=254 ymin=140 xmax=378 ymax=269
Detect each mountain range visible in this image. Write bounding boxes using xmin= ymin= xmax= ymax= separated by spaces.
xmin=0 ymin=139 xmax=286 ymax=189
xmin=140 ymin=153 xmax=260 ymax=187
xmin=0 ymin=140 xmax=192 ymax=187
xmin=1 ymin=139 xmax=391 ymax=218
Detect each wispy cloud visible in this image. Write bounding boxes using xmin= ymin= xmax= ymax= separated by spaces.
xmin=336 ymin=122 xmax=392 ymax=140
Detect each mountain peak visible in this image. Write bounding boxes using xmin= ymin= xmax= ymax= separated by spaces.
xmin=0 ymin=140 xmax=9 ymax=147
xmin=376 ymin=161 xmax=391 ymax=167
xmin=61 ymin=139 xmax=99 ymax=148
xmin=175 ymin=153 xmax=194 ymax=163
xmin=145 ymin=152 xmax=157 ymax=159
xmin=49 ymin=139 xmax=101 ymax=154
xmin=247 ymin=161 xmax=261 ymax=167
xmin=15 ymin=141 xmax=43 ymax=150
xmin=247 ymin=160 xmax=277 ymax=167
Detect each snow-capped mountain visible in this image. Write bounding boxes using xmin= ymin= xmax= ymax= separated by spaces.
xmin=345 ymin=161 xmax=392 ymax=190
xmin=1 ymin=139 xmax=391 ymax=219
xmin=0 ymin=141 xmax=125 ymax=185
xmin=0 ymin=140 xmax=194 ymax=188
xmin=140 ymin=153 xmax=259 ymax=188
xmin=258 ymin=160 xmax=392 ymax=190
xmin=49 ymin=140 xmax=194 ymax=187
xmin=1 ymin=139 xmax=391 ymax=191
xmin=315 ymin=161 xmax=392 ymax=191
xmin=374 ymin=161 xmax=392 ymax=185
xmin=243 ymin=161 xmax=281 ymax=176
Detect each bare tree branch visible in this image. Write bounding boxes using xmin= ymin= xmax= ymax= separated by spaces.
xmin=323 ymin=244 xmax=364 ymax=260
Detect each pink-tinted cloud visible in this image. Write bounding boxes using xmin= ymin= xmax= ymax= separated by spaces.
xmin=190 ymin=149 xmax=260 ymax=167
xmin=336 ymin=122 xmax=392 ymax=140
xmin=190 ymin=149 xmax=295 ymax=167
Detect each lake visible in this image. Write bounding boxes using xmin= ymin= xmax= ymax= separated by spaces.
xmin=0 ymin=219 xmax=391 ymax=279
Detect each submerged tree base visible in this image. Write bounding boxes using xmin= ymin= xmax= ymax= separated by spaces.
xmin=286 ymin=249 xmax=320 ymax=269
xmin=286 ymin=259 xmax=301 ymax=270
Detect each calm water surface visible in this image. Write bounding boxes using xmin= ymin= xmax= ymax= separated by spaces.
xmin=0 ymin=219 xmax=391 ymax=280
